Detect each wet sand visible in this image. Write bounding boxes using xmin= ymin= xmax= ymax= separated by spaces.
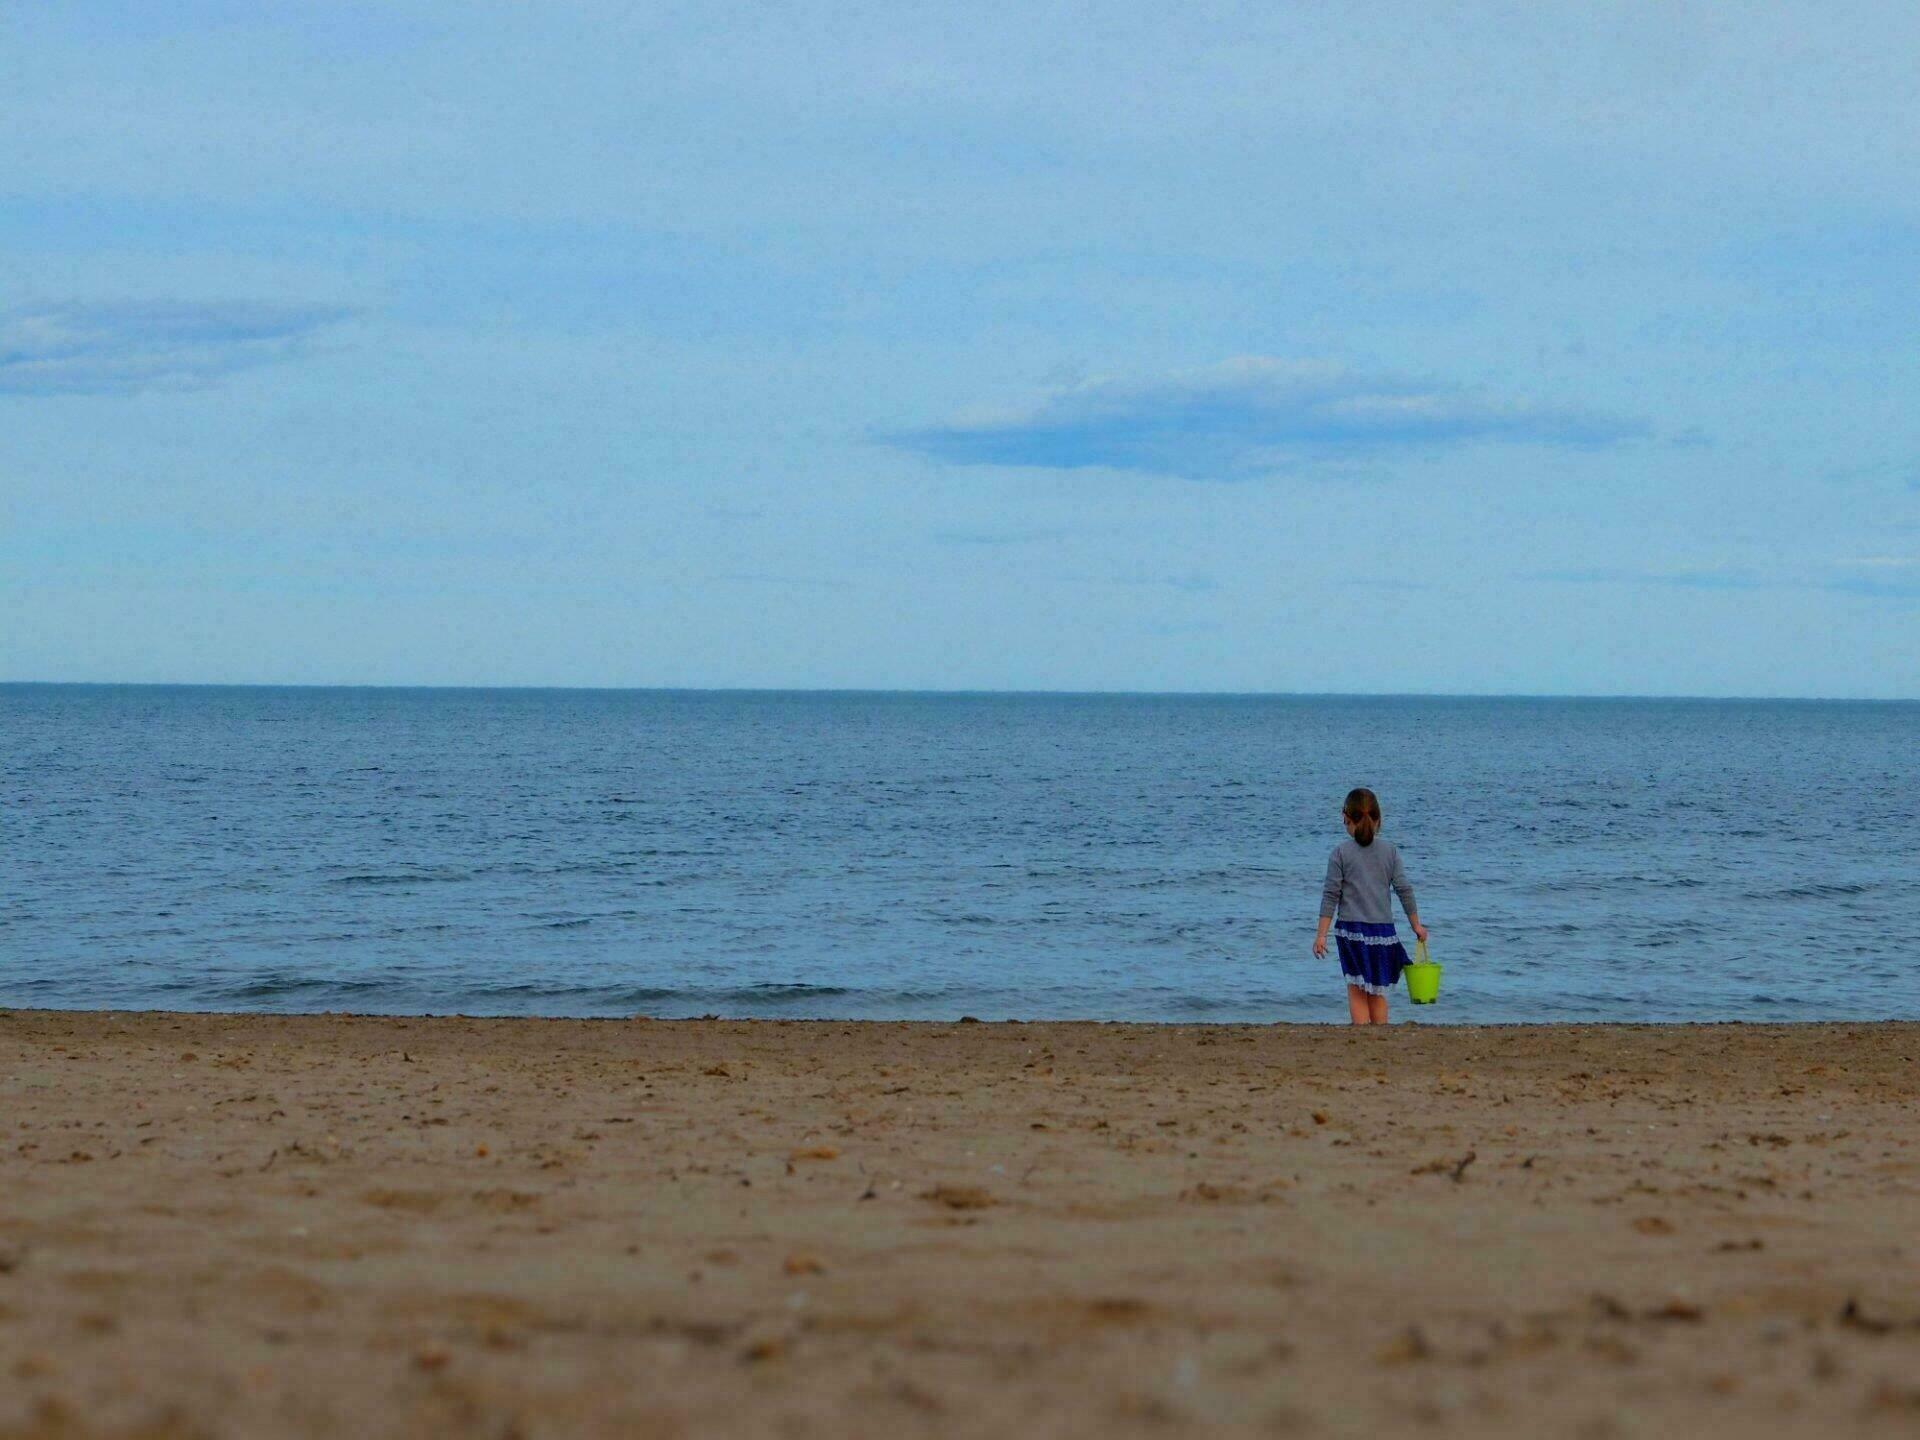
xmin=2 ymin=1011 xmax=1916 ymax=1438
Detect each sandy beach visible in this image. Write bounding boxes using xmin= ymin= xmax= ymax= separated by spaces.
xmin=2 ymin=1011 xmax=1916 ymax=1438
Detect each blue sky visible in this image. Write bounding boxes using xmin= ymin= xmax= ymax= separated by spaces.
xmin=3 ymin=2 xmax=1917 ymax=696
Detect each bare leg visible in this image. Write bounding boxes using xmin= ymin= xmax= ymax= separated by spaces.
xmin=1368 ymin=991 xmax=1390 ymax=1025
xmin=1346 ymin=985 xmax=1373 ymax=1025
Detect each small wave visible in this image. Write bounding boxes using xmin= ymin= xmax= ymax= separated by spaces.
xmin=294 ymin=978 xmax=933 ymax=1021
xmin=494 ymin=860 xmax=695 ymax=882
xmin=1517 ymin=874 xmax=1707 ymax=896
xmin=453 ymin=980 xmax=865 ymax=1007
xmin=330 ymin=870 xmax=474 ymax=887
xmin=1481 ymin=919 xmax=1583 ymax=937
xmin=220 ymin=974 xmax=396 ymax=999
xmin=1752 ymin=882 xmax=1871 ymax=901
xmin=534 ymin=917 xmax=594 ymax=930
xmin=462 ymin=981 xmax=637 ymax=1001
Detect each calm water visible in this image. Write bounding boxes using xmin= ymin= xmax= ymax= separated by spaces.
xmin=3 ymin=685 xmax=1916 ymax=1023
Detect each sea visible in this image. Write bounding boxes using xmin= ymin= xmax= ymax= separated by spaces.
xmin=3 ymin=685 xmax=1916 ymax=1024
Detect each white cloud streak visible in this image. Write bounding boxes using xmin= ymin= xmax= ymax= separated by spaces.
xmin=886 ymin=357 xmax=1647 ymax=480
xmin=0 ymin=301 xmax=349 ymax=396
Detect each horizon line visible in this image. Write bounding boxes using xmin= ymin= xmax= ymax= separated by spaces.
xmin=4 ymin=679 xmax=1916 ymax=705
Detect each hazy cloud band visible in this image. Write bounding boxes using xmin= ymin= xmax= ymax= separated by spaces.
xmin=886 ymin=357 xmax=1647 ymax=479
xmin=0 ymin=301 xmax=350 ymax=396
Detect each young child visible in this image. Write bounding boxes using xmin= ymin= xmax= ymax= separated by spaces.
xmin=1312 ymin=787 xmax=1428 ymax=1025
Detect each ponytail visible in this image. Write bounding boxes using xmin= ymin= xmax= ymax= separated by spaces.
xmin=1343 ymin=787 xmax=1382 ymax=847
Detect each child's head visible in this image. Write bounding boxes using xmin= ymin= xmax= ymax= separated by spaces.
xmin=1342 ymin=787 xmax=1382 ymax=846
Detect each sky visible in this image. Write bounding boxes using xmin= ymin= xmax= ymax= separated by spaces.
xmin=3 ymin=1 xmax=1918 ymax=697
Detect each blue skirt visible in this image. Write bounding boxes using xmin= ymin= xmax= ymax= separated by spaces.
xmin=1334 ymin=920 xmax=1408 ymax=996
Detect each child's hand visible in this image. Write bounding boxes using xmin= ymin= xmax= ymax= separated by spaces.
xmin=1411 ymin=920 xmax=1429 ymax=944
xmin=1312 ymin=934 xmax=1328 ymax=959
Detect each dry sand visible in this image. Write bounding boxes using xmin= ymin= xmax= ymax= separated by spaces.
xmin=2 ymin=1010 xmax=1917 ymax=1438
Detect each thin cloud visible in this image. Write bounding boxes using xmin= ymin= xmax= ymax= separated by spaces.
xmin=714 ymin=571 xmax=858 ymax=590
xmin=1826 ymin=458 xmax=1920 ymax=491
xmin=1823 ymin=575 xmax=1920 ymax=600
xmin=884 ymin=357 xmax=1648 ymax=480
xmin=1538 ymin=565 xmax=1920 ymax=601
xmin=931 ymin=526 xmax=1074 ymax=546
xmin=0 ymin=300 xmax=350 ymax=396
xmin=1538 ymin=565 xmax=1768 ymax=591
xmin=1099 ymin=573 xmax=1220 ymax=595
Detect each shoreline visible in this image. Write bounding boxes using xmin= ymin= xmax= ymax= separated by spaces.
xmin=6 ymin=1007 xmax=1909 ymax=1029
xmin=5 ymin=1011 xmax=1917 ymax=1436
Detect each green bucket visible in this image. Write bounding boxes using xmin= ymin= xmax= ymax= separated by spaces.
xmin=1403 ymin=939 xmax=1441 ymax=1004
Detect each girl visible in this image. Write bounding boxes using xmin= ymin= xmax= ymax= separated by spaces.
xmin=1312 ymin=787 xmax=1428 ymax=1025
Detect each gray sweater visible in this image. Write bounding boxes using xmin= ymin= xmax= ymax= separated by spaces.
xmin=1319 ymin=837 xmax=1417 ymax=925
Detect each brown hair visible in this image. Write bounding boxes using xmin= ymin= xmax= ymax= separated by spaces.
xmin=1343 ymin=787 xmax=1382 ymax=847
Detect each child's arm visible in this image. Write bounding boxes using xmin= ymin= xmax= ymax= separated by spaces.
xmin=1314 ymin=851 xmax=1342 ymax=957
xmin=1391 ymin=849 xmax=1429 ymax=943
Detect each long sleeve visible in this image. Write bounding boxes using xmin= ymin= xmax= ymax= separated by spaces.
xmin=1319 ymin=849 xmax=1344 ymax=920
xmin=1391 ymin=848 xmax=1417 ymax=919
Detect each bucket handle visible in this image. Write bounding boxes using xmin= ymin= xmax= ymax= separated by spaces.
xmin=1413 ymin=937 xmax=1431 ymax=966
